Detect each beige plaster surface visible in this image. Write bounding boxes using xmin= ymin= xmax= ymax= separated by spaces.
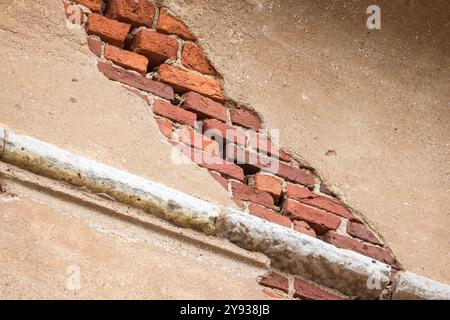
xmin=0 ymin=170 xmax=267 ymax=300
xmin=0 ymin=0 xmax=448 ymax=286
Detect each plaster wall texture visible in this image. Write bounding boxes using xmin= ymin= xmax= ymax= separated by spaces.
xmin=0 ymin=0 xmax=448 ymax=284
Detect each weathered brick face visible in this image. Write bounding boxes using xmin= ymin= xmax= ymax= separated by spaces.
xmin=105 ymin=0 xmax=156 ymax=27
xmin=104 ymin=45 xmax=149 ymax=75
xmin=182 ymin=43 xmax=217 ymax=76
xmin=86 ymin=13 xmax=131 ymax=48
xmin=73 ymin=0 xmax=103 ymax=12
xmin=130 ymin=30 xmax=178 ymax=67
xmin=60 ymin=1 xmax=399 ymax=299
xmin=157 ymin=8 xmax=196 ymax=41
xmin=158 ymin=65 xmax=225 ymax=102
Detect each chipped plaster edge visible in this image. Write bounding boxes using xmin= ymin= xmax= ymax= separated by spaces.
xmin=392 ymin=271 xmax=450 ymax=300
xmin=0 ymin=126 xmax=449 ymax=300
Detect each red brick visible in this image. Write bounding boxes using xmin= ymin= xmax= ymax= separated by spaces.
xmin=130 ymin=30 xmax=178 ymax=67
xmin=231 ymin=182 xmax=274 ymax=209
xmin=228 ymin=152 xmax=313 ymax=187
xmin=248 ymin=203 xmax=291 ymax=228
xmin=268 ymin=163 xmax=315 ymax=188
xmin=248 ymin=132 xmax=292 ymax=162
xmin=104 ymin=45 xmax=148 ymax=75
xmin=230 ymin=109 xmax=262 ymax=130
xmin=178 ymin=126 xmax=219 ymax=156
xmin=285 ymin=183 xmax=356 ymax=220
xmin=173 ymin=143 xmax=244 ymax=181
xmin=324 ymin=231 xmax=402 ymax=269
xmin=294 ymin=278 xmax=345 ymax=300
xmin=182 ymin=92 xmax=227 ymax=122
xmin=97 ymin=62 xmax=174 ymax=100
xmin=87 ymin=36 xmax=102 ymax=57
xmin=122 ymin=86 xmax=149 ymax=102
xmin=153 ymin=100 xmax=197 ymax=127
xmin=226 ymin=144 xmax=276 ymax=172
xmin=261 ymin=289 xmax=285 ymax=299
xmin=155 ymin=117 xmax=172 ymax=139
xmin=283 ymin=199 xmax=341 ymax=234
xmin=347 ymin=221 xmax=383 ymax=246
xmin=73 ymin=0 xmax=103 ymax=12
xmin=86 ymin=13 xmax=131 ymax=48
xmin=251 ymin=173 xmax=282 ymax=203
xmin=182 ymin=43 xmax=216 ymax=76
xmin=301 ymin=197 xmax=356 ymax=220
xmin=105 ymin=0 xmax=155 ymax=27
xmin=203 ymin=119 xmax=246 ymax=146
xmin=156 ymin=8 xmax=196 ymax=41
xmin=293 ymin=221 xmax=316 ymax=238
xmin=209 ymin=171 xmax=229 ymax=190
xmin=158 ymin=64 xmax=225 ymax=102
xmin=259 ymin=272 xmax=289 ymax=293
xmin=286 ymin=183 xmax=315 ymax=199
xmin=279 ymin=150 xmax=292 ymax=162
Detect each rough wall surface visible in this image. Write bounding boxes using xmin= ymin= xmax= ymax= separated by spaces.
xmin=0 ymin=174 xmax=267 ymax=299
xmin=0 ymin=0 xmax=448 ymax=288
xmin=46 ymin=0 xmax=402 ymax=273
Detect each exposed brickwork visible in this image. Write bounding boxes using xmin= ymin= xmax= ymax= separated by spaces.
xmin=230 ymin=109 xmax=262 ymax=131
xmin=270 ymin=163 xmax=315 ymax=188
xmin=226 ymin=144 xmax=275 ymax=172
xmin=158 ymin=64 xmax=225 ymax=102
xmin=73 ymin=0 xmax=103 ymax=12
xmin=261 ymin=289 xmax=286 ymax=299
xmin=59 ymin=2 xmax=398 ymax=293
xmin=231 ymin=182 xmax=275 ymax=209
xmin=182 ymin=92 xmax=227 ymax=122
xmin=324 ymin=231 xmax=401 ymax=269
xmin=203 ymin=119 xmax=247 ymax=146
xmin=153 ymin=100 xmax=197 ymax=127
xmin=105 ymin=0 xmax=155 ymax=28
xmin=347 ymin=221 xmax=383 ymax=246
xmin=86 ymin=13 xmax=131 ymax=48
xmin=248 ymin=203 xmax=291 ymax=228
xmin=130 ymin=30 xmax=178 ymax=67
xmin=157 ymin=8 xmax=197 ymax=41
xmin=258 ymin=272 xmax=289 ymax=293
xmin=209 ymin=171 xmax=229 ymax=190
xmin=251 ymin=173 xmax=282 ymax=203
xmin=174 ymin=143 xmax=244 ymax=181
xmin=155 ymin=117 xmax=172 ymax=139
xmin=182 ymin=43 xmax=217 ymax=76
xmin=285 ymin=183 xmax=357 ymax=220
xmin=283 ymin=199 xmax=341 ymax=234
xmin=87 ymin=36 xmax=102 ymax=57
xmin=294 ymin=278 xmax=346 ymax=300
xmin=293 ymin=221 xmax=316 ymax=238
xmin=104 ymin=45 xmax=149 ymax=75
xmin=178 ymin=126 xmax=220 ymax=156
xmin=97 ymin=62 xmax=174 ymax=100
xmin=122 ymin=85 xmax=149 ymax=102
